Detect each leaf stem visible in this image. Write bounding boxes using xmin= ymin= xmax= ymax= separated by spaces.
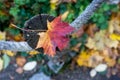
xmin=10 ymin=23 xmax=47 ymax=32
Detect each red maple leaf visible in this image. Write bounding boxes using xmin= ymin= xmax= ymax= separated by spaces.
xmin=36 ymin=16 xmax=74 ymax=56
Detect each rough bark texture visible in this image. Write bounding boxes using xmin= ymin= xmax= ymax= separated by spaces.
xmin=0 ymin=0 xmax=105 ymax=51
xmin=70 ymin=0 xmax=104 ymax=29
xmin=0 ymin=41 xmax=32 ymax=51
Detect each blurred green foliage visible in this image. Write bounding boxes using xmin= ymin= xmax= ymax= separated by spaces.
xmin=0 ymin=0 xmax=119 ymax=34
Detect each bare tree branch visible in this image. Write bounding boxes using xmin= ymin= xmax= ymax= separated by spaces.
xmin=0 ymin=41 xmax=32 ymax=51
xmin=0 ymin=0 xmax=105 ymax=51
xmin=70 ymin=0 xmax=104 ymax=29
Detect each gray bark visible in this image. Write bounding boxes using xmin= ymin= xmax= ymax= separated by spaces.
xmin=0 ymin=0 xmax=105 ymax=51
xmin=0 ymin=41 xmax=32 ymax=51
xmin=70 ymin=0 xmax=104 ymax=29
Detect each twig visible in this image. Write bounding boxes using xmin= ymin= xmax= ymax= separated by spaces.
xmin=10 ymin=23 xmax=46 ymax=32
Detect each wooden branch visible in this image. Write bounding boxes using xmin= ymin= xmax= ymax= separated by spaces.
xmin=0 ymin=0 xmax=105 ymax=51
xmin=0 ymin=41 xmax=32 ymax=51
xmin=70 ymin=0 xmax=104 ymax=29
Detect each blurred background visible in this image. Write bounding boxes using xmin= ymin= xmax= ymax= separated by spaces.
xmin=0 ymin=0 xmax=120 ymax=80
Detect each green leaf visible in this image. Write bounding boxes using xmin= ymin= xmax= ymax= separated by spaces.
xmin=6 ymin=28 xmax=20 ymax=36
xmin=14 ymin=0 xmax=30 ymax=5
xmin=70 ymin=38 xmax=78 ymax=46
xmin=3 ymin=54 xmax=10 ymax=69
xmin=20 ymin=52 xmax=29 ymax=57
xmin=9 ymin=6 xmax=20 ymax=17
xmin=36 ymin=0 xmax=47 ymax=2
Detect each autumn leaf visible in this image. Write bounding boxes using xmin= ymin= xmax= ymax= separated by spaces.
xmin=108 ymin=12 xmax=120 ymax=34
xmin=0 ymin=58 xmax=3 ymax=71
xmin=86 ymin=30 xmax=119 ymax=50
xmin=61 ymin=11 xmax=69 ymax=21
xmin=2 ymin=50 xmax=15 ymax=56
xmin=29 ymin=50 xmax=39 ymax=55
xmin=76 ymin=50 xmax=90 ymax=67
xmin=0 ymin=31 xmax=6 ymax=40
xmin=71 ymin=27 xmax=84 ymax=38
xmin=110 ymin=33 xmax=120 ymax=41
xmin=88 ymin=50 xmax=103 ymax=67
xmin=36 ymin=16 xmax=74 ymax=56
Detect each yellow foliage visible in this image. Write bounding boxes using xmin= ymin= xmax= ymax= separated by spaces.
xmin=76 ymin=50 xmax=116 ymax=68
xmin=86 ymin=30 xmax=119 ymax=50
xmin=0 ymin=31 xmax=6 ymax=40
xmin=50 ymin=0 xmax=58 ymax=10
xmin=76 ymin=50 xmax=90 ymax=67
xmin=110 ymin=33 xmax=120 ymax=40
xmin=77 ymin=12 xmax=120 ymax=68
xmin=108 ymin=12 xmax=120 ymax=34
xmin=50 ymin=3 xmax=56 ymax=10
xmin=104 ymin=57 xmax=116 ymax=67
xmin=14 ymin=34 xmax=23 ymax=41
xmin=2 ymin=50 xmax=15 ymax=57
xmin=61 ymin=11 xmax=69 ymax=21
xmin=88 ymin=50 xmax=103 ymax=67
xmin=29 ymin=50 xmax=39 ymax=55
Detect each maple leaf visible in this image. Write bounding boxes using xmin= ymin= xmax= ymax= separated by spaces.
xmin=36 ymin=16 xmax=74 ymax=56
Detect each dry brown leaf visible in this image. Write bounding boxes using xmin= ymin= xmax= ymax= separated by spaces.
xmin=108 ymin=12 xmax=120 ymax=34
xmin=85 ymin=37 xmax=96 ymax=49
xmin=104 ymin=57 xmax=116 ymax=67
xmin=88 ymin=50 xmax=104 ymax=67
xmin=72 ymin=27 xmax=84 ymax=38
xmin=86 ymin=24 xmax=97 ymax=37
xmin=86 ymin=30 xmax=119 ymax=50
xmin=71 ymin=43 xmax=81 ymax=52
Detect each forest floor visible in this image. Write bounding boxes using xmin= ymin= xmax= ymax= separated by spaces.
xmin=0 ymin=58 xmax=120 ymax=80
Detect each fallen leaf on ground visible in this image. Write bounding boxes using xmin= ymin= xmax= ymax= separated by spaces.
xmin=3 ymin=54 xmax=10 ymax=69
xmin=76 ymin=50 xmax=90 ymax=67
xmin=88 ymin=50 xmax=103 ymax=67
xmin=86 ymin=30 xmax=119 ymax=50
xmin=36 ymin=16 xmax=74 ymax=56
xmin=72 ymin=27 xmax=84 ymax=38
xmin=108 ymin=12 xmax=120 ymax=34
xmin=85 ymin=24 xmax=97 ymax=37
xmin=0 ymin=31 xmax=6 ymax=40
xmin=0 ymin=58 xmax=3 ymax=71
xmin=110 ymin=33 xmax=120 ymax=40
xmin=61 ymin=11 xmax=69 ymax=21
xmin=104 ymin=57 xmax=116 ymax=67
xmin=85 ymin=37 xmax=96 ymax=49
xmin=29 ymin=50 xmax=39 ymax=55
xmin=2 ymin=50 xmax=15 ymax=56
